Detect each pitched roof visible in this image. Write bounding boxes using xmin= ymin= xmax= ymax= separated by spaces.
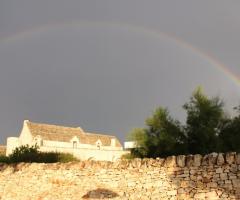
xmin=0 ymin=145 xmax=6 ymax=155
xmin=26 ymin=121 xmax=122 ymax=147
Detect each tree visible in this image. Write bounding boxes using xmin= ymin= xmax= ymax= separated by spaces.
xmin=127 ymin=128 xmax=149 ymax=158
xmin=183 ymin=87 xmax=224 ymax=154
xmin=129 ymin=107 xmax=187 ymax=158
xmin=218 ymin=106 xmax=240 ymax=153
xmin=128 ymin=87 xmax=239 ymax=158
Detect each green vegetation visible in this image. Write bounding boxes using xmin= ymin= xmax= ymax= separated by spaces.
xmin=183 ymin=87 xmax=224 ymax=154
xmin=128 ymin=87 xmax=240 ymax=158
xmin=0 ymin=145 xmax=78 ymax=163
xmin=218 ymin=106 xmax=240 ymax=153
xmin=0 ymin=155 xmax=9 ymax=163
xmin=121 ymin=153 xmax=136 ymax=160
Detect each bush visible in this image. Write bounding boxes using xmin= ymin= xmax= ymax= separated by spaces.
xmin=37 ymin=152 xmax=78 ymax=163
xmin=8 ymin=145 xmax=78 ymax=163
xmin=56 ymin=153 xmax=78 ymax=163
xmin=121 ymin=153 xmax=136 ymax=160
xmin=9 ymin=145 xmax=39 ymax=163
xmin=0 ymin=155 xmax=9 ymax=163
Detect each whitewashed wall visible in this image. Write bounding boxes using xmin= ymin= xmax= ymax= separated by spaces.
xmin=39 ymin=145 xmax=128 ymax=161
xmin=6 ymin=137 xmax=19 ymax=156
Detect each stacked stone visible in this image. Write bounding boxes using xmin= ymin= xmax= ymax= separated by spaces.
xmin=0 ymin=152 xmax=239 ymax=200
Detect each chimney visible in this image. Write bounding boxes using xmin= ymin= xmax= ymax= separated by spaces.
xmin=77 ymin=126 xmax=84 ymax=133
xmin=24 ymin=120 xmax=29 ymax=124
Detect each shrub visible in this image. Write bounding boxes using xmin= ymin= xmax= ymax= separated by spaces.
xmin=38 ymin=152 xmax=78 ymax=163
xmin=0 ymin=155 xmax=9 ymax=163
xmin=8 ymin=145 xmax=78 ymax=163
xmin=9 ymin=145 xmax=39 ymax=163
xmin=56 ymin=152 xmax=78 ymax=163
xmin=121 ymin=153 xmax=136 ymax=160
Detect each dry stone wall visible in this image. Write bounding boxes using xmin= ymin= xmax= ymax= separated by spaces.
xmin=0 ymin=152 xmax=239 ymax=200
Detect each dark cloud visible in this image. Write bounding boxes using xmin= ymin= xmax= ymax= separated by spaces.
xmin=0 ymin=0 xmax=240 ymax=144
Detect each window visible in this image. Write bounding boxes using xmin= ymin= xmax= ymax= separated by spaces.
xmin=73 ymin=141 xmax=77 ymax=149
xmin=97 ymin=142 xmax=100 ymax=150
xmin=96 ymin=140 xmax=102 ymax=150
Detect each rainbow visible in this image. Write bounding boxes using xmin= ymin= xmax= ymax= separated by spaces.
xmin=0 ymin=20 xmax=239 ymax=87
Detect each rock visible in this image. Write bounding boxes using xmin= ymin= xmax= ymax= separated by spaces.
xmin=131 ymin=158 xmax=142 ymax=168
xmin=186 ymin=155 xmax=194 ymax=167
xmin=202 ymin=154 xmax=209 ymax=166
xmin=217 ymin=153 xmax=225 ymax=165
xmin=220 ymin=173 xmax=228 ymax=180
xmin=205 ymin=191 xmax=218 ymax=199
xmin=236 ymin=153 xmax=240 ymax=165
xmin=193 ymin=154 xmax=202 ymax=167
xmin=232 ymin=179 xmax=240 ymax=188
xmin=156 ymin=158 xmax=165 ymax=166
xmin=226 ymin=152 xmax=236 ymax=164
xmin=208 ymin=152 xmax=218 ymax=165
xmin=194 ymin=193 xmax=205 ymax=199
xmin=177 ymin=155 xmax=186 ymax=167
xmin=230 ymin=164 xmax=238 ymax=173
xmin=164 ymin=156 xmax=176 ymax=167
xmin=216 ymin=168 xmax=223 ymax=173
xmin=167 ymin=190 xmax=177 ymax=196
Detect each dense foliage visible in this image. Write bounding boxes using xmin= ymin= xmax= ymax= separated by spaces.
xmin=128 ymin=87 xmax=240 ymax=158
xmin=183 ymin=88 xmax=224 ymax=154
xmin=0 ymin=155 xmax=9 ymax=163
xmin=0 ymin=145 xmax=78 ymax=163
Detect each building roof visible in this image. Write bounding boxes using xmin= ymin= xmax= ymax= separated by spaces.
xmin=0 ymin=145 xmax=6 ymax=155
xmin=26 ymin=121 xmax=122 ymax=147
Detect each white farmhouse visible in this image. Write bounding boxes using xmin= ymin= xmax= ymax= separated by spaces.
xmin=6 ymin=120 xmax=127 ymax=161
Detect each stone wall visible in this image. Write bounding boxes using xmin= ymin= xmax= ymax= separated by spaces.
xmin=0 ymin=152 xmax=239 ymax=200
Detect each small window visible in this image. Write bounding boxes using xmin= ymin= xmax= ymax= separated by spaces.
xmin=96 ymin=139 xmax=102 ymax=150
xmin=73 ymin=141 xmax=77 ymax=149
xmin=97 ymin=143 xmax=100 ymax=150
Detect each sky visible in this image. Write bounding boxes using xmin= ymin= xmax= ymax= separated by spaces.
xmin=0 ymin=0 xmax=240 ymax=144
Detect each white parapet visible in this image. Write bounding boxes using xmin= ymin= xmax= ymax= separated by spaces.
xmin=124 ymin=141 xmax=137 ymax=149
xmin=6 ymin=137 xmax=19 ymax=156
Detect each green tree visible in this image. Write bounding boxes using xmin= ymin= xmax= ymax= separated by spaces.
xmin=218 ymin=106 xmax=240 ymax=152
xmin=183 ymin=87 xmax=224 ymax=154
xmin=127 ymin=87 xmax=240 ymax=158
xmin=129 ymin=107 xmax=187 ymax=158
xmin=127 ymin=128 xmax=148 ymax=158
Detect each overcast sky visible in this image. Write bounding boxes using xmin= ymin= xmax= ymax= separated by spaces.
xmin=0 ymin=0 xmax=240 ymax=144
